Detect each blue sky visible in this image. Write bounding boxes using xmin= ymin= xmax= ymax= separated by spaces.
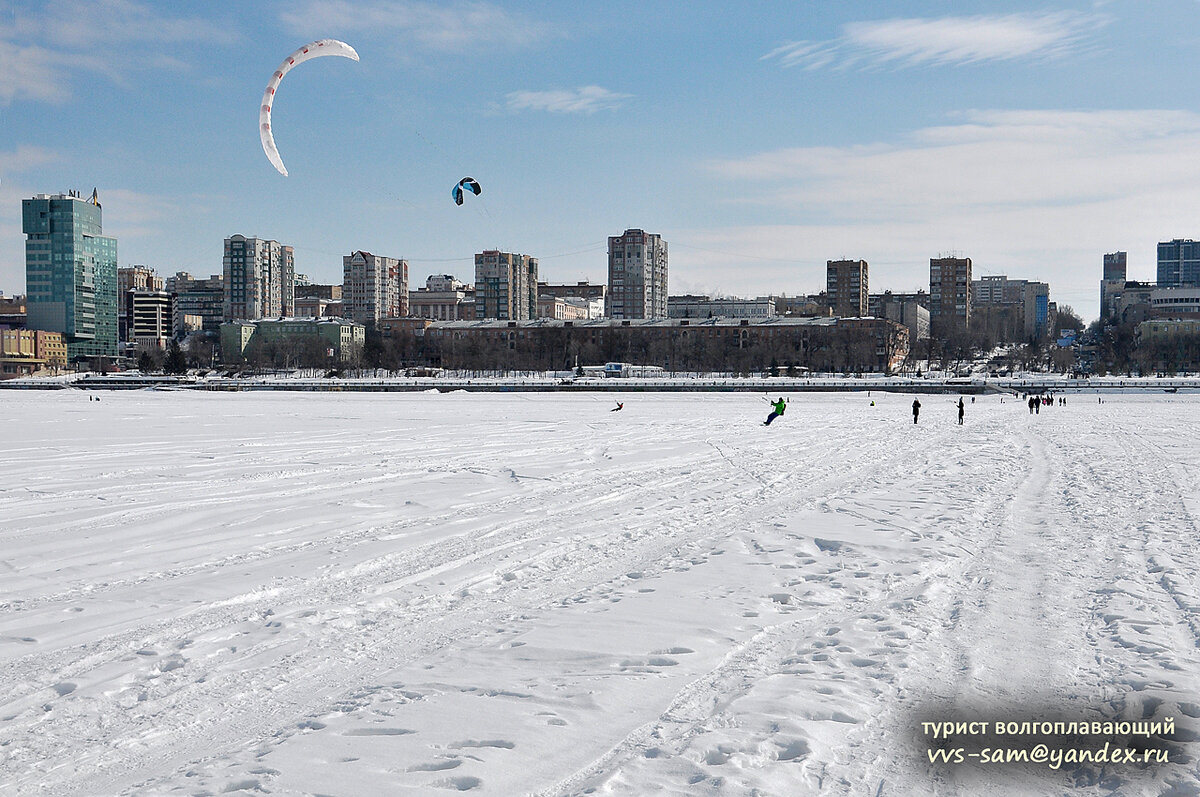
xmin=3 ymin=0 xmax=1200 ymax=321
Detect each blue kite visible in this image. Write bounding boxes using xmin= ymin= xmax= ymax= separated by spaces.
xmin=452 ymin=177 xmax=482 ymax=206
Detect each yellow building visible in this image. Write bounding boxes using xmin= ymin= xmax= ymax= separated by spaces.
xmin=1 ymin=329 xmax=44 ymax=378
xmin=36 ymin=331 xmax=68 ymax=369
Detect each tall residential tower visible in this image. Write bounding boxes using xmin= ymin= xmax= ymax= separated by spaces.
xmin=223 ymin=235 xmax=295 ymax=321
xmin=826 ymin=259 xmax=869 ymax=317
xmin=474 ymin=250 xmax=538 ymax=320
xmin=606 ymin=229 xmax=668 ymax=319
xmin=929 ymin=256 xmax=972 ymax=333
xmin=342 ymin=250 xmax=408 ymax=323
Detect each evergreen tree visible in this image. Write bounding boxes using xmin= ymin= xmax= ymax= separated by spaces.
xmin=164 ymin=340 xmax=188 ymax=374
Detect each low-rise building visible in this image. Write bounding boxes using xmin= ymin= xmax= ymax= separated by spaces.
xmin=410 ymin=275 xmax=476 ymax=321
xmin=220 ymin=317 xmax=365 ymax=364
xmin=0 ymin=329 xmax=65 ymax=377
xmin=411 ymin=315 xmax=908 ymax=374
xmin=537 ymin=295 xmax=590 ymax=320
xmin=668 ymin=295 xmax=776 ymax=320
xmin=1149 ymin=287 xmax=1200 ymax=319
xmin=1137 ymin=318 xmax=1200 ymax=341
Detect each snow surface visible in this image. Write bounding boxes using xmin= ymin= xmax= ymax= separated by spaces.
xmin=2 ymin=390 xmax=1198 ymax=796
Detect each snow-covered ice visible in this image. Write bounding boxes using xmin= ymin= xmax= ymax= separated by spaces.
xmin=2 ymin=389 xmax=1198 ymax=796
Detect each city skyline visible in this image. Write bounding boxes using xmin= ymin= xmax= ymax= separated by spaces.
xmin=4 ymin=1 xmax=1200 ymax=321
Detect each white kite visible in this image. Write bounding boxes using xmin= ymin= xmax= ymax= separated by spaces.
xmin=259 ymin=39 xmax=360 ymax=176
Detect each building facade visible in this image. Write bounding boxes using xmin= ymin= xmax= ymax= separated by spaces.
xmin=220 ymin=317 xmax=365 ymax=363
xmin=1157 ymin=239 xmax=1200 ymax=288
xmin=606 ymin=229 xmax=668 ymax=319
xmin=1104 ymin=251 xmax=1127 ymax=282
xmin=222 ymin=235 xmax=295 ymax=321
xmin=667 ymin=295 xmax=776 ymax=320
xmin=294 ymin=284 xmax=342 ymax=301
xmin=929 ymin=257 xmax=972 ymax=333
xmin=171 ymin=272 xmax=225 ymax=337
xmin=23 ymin=192 xmax=119 ymax=359
xmin=342 ymin=250 xmax=408 ymax=324
xmin=414 ymin=316 xmax=908 ymax=374
xmin=475 ymin=251 xmax=538 ymax=320
xmin=129 ymin=290 xmax=174 ymax=348
xmin=410 ymin=275 xmax=476 ymax=321
xmin=1149 ymin=287 xmax=1200 ymax=319
xmin=537 ymin=295 xmax=590 ymax=320
xmin=0 ymin=329 xmax=66 ymax=378
xmin=970 ymin=275 xmax=1050 ymax=340
xmin=826 ymin=259 xmax=869 ymax=317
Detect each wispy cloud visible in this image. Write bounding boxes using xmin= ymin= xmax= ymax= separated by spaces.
xmin=0 ymin=0 xmax=223 ymax=47
xmin=763 ymin=11 xmax=1107 ymax=70
xmin=0 ymin=0 xmax=227 ymax=104
xmin=0 ymin=145 xmax=60 ymax=174
xmin=694 ymin=110 xmax=1200 ymax=314
xmin=280 ymin=0 xmax=559 ymax=51
xmin=504 ymin=86 xmax=631 ymax=115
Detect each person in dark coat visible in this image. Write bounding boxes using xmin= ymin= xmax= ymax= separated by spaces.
xmin=957 ymin=397 xmax=965 ymax=425
xmin=912 ymin=398 xmax=921 ymax=424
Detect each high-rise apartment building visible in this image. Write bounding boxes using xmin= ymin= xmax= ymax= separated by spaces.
xmin=223 ymin=235 xmax=294 ymax=321
xmin=929 ymin=256 xmax=972 ymax=332
xmin=826 ymin=259 xmax=869 ymax=317
xmin=1156 ymin=239 xmax=1200 ymax=288
xmin=342 ymin=250 xmax=408 ymax=323
xmin=1100 ymin=252 xmax=1129 ymax=322
xmin=474 ymin=250 xmax=538 ymax=320
xmin=1103 ymin=252 xmax=1127 ymax=282
xmin=606 ymin=229 xmax=668 ymax=319
xmin=23 ymin=191 xmax=119 ymax=359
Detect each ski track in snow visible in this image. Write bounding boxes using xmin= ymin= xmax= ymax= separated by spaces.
xmin=1 ymin=391 xmax=1198 ymax=796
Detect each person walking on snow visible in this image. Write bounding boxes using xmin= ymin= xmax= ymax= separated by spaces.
xmin=957 ymin=397 xmax=965 ymax=425
xmin=912 ymin=398 xmax=921 ymax=424
xmin=764 ymin=397 xmax=787 ymax=426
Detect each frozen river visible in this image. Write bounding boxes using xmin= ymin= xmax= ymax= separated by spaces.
xmin=2 ymin=390 xmax=1198 ymax=795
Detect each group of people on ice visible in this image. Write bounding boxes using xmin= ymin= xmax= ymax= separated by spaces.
xmin=1023 ymin=394 xmax=1066 ymax=414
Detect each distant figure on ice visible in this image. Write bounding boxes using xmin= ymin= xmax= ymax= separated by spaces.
xmin=764 ymin=397 xmax=787 ymax=426
xmin=957 ymin=397 xmax=965 ymax=425
xmin=1028 ymin=396 xmax=1036 ymax=414
xmin=912 ymin=398 xmax=921 ymax=424
xmin=611 ymin=401 xmax=624 ymax=412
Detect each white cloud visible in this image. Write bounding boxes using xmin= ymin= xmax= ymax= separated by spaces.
xmin=280 ymin=0 xmax=558 ymax=50
xmin=763 ymin=11 xmax=1107 ymax=70
xmin=0 ymin=1 xmax=226 ymax=104
xmin=692 ymin=110 xmax=1200 ymax=319
xmin=504 ymin=86 xmax=631 ymax=115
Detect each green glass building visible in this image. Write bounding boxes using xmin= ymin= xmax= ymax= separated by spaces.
xmin=23 ymin=192 xmax=119 ymax=360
